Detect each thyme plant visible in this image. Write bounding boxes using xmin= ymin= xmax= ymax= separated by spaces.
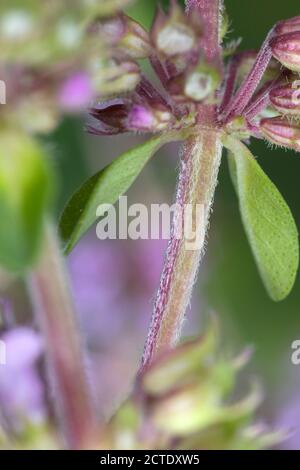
xmin=61 ymin=0 xmax=300 ymax=369
xmin=0 ymin=0 xmax=300 ymax=450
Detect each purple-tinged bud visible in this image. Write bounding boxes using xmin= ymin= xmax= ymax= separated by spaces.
xmin=269 ymin=81 xmax=300 ymax=116
xmin=127 ymin=104 xmax=173 ymax=132
xmin=98 ymin=14 xmax=151 ymax=59
xmin=271 ymin=32 xmax=300 ymax=73
xmin=88 ymin=96 xmax=174 ymax=135
xmin=127 ymin=105 xmax=156 ymax=131
xmin=276 ymin=16 xmax=300 ymax=35
xmin=260 ymin=116 xmax=300 ymax=152
xmin=88 ymin=98 xmax=129 ymax=135
xmin=119 ymin=15 xmax=151 ymax=59
xmin=151 ymin=2 xmax=198 ymax=57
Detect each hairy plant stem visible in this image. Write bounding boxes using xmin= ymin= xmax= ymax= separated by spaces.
xmin=141 ymin=0 xmax=223 ymax=370
xmin=142 ymin=127 xmax=222 ymax=369
xmin=187 ymin=0 xmax=222 ymax=64
xmin=29 ymin=223 xmax=97 ymax=449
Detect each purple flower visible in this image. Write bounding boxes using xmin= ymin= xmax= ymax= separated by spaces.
xmin=58 ymin=72 xmax=93 ymax=112
xmin=88 ymin=76 xmax=176 ymax=135
xmin=277 ymin=396 xmax=300 ymax=449
xmin=127 ymin=105 xmax=156 ymax=130
xmin=0 ymin=327 xmax=45 ymax=432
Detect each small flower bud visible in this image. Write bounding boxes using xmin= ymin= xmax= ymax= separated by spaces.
xmin=141 ymin=327 xmax=217 ymax=396
xmin=119 ymin=15 xmax=151 ymax=59
xmin=184 ymin=65 xmax=220 ymax=102
xmin=260 ymin=116 xmax=300 ymax=151
xmin=271 ymin=32 xmax=300 ymax=73
xmin=127 ymin=104 xmax=173 ymax=132
xmin=276 ymin=16 xmax=300 ymax=35
xmin=89 ymin=97 xmax=174 ymax=135
xmin=151 ymin=2 xmax=197 ymax=57
xmin=99 ymin=14 xmax=151 ymax=59
xmin=89 ymin=98 xmax=128 ymax=135
xmin=269 ymin=81 xmax=300 ymax=116
xmin=92 ymin=61 xmax=141 ymax=95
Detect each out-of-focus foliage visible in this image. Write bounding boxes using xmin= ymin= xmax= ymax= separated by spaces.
xmin=0 ymin=0 xmax=137 ymax=134
xmin=0 ymin=0 xmax=133 ymax=64
xmin=0 ymin=130 xmax=53 ymax=272
xmin=0 ymin=0 xmax=136 ymax=272
xmin=99 ymin=325 xmax=282 ymax=450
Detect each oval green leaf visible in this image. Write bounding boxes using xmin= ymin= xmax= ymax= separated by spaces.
xmin=60 ymin=133 xmax=180 ymax=253
xmin=223 ymin=134 xmax=299 ymax=301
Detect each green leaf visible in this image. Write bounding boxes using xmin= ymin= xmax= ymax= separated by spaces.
xmin=60 ymin=133 xmax=180 ymax=253
xmin=0 ymin=129 xmax=53 ymax=272
xmin=223 ymin=134 xmax=299 ymax=301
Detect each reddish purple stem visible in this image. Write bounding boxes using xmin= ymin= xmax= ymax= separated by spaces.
xmin=186 ymin=0 xmax=221 ymax=64
xmin=244 ymin=73 xmax=284 ymax=121
xmin=222 ymin=28 xmax=275 ymax=123
xmin=141 ymin=149 xmax=192 ymax=370
xmin=219 ymin=56 xmax=240 ymax=113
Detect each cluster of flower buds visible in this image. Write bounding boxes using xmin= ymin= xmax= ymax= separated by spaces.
xmin=97 ymin=13 xmax=151 ymax=59
xmin=88 ymin=77 xmax=180 ymax=135
xmin=255 ymin=17 xmax=300 ymax=150
xmin=219 ymin=15 xmax=300 ymax=153
xmin=99 ymin=324 xmax=282 ymax=450
xmin=88 ymin=1 xmax=224 ymax=136
xmin=0 ymin=0 xmax=137 ymax=133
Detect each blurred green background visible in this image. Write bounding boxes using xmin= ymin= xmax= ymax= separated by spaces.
xmin=47 ymin=0 xmax=300 ymax=439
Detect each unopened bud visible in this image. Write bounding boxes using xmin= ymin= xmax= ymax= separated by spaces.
xmin=127 ymin=104 xmax=173 ymax=132
xmin=269 ymin=81 xmax=300 ymax=116
xmin=119 ymin=15 xmax=151 ymax=59
xmin=151 ymin=2 xmax=197 ymax=57
xmin=184 ymin=65 xmax=220 ymax=101
xmin=276 ymin=16 xmax=300 ymax=35
xmin=99 ymin=14 xmax=151 ymax=59
xmin=92 ymin=61 xmax=140 ymax=95
xmin=142 ymin=326 xmax=217 ymax=396
xmin=152 ymin=361 xmax=236 ymax=435
xmin=260 ymin=116 xmax=300 ymax=151
xmin=271 ymin=32 xmax=300 ymax=73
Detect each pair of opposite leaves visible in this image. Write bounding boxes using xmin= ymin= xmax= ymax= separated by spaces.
xmin=60 ymin=131 xmax=299 ymax=302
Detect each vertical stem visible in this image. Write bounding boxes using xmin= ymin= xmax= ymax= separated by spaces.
xmin=141 ymin=0 xmax=222 ymax=370
xmin=186 ymin=0 xmax=222 ymax=64
xmin=29 ymin=223 xmax=97 ymax=449
xmin=142 ymin=129 xmax=222 ymax=369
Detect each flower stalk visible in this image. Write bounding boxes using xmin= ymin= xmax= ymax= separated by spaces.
xmin=141 ymin=0 xmax=222 ymax=369
xmin=142 ymin=126 xmax=222 ymax=369
xmin=28 ymin=222 xmax=98 ymax=449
